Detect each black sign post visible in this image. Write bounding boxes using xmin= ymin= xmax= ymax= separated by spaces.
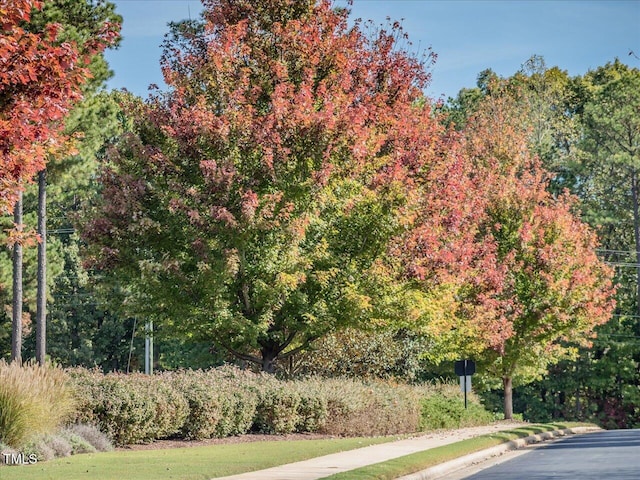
xmin=454 ymin=359 xmax=476 ymax=409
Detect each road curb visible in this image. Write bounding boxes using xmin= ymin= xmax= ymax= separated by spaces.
xmin=395 ymin=426 xmax=601 ymax=480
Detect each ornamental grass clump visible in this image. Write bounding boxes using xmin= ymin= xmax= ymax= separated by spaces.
xmin=0 ymin=360 xmax=75 ymax=448
xmin=17 ymin=424 xmax=114 ymax=464
xmin=65 ymin=424 xmax=113 ymax=452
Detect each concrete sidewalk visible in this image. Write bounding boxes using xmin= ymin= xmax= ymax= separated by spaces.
xmin=212 ymin=422 xmax=525 ymax=480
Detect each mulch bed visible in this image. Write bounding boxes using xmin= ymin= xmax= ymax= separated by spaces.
xmin=117 ymin=433 xmax=338 ymax=451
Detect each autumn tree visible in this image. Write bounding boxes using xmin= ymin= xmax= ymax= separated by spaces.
xmin=82 ymin=0 xmax=444 ymax=372
xmin=550 ymin=61 xmax=640 ymax=426
xmin=388 ymin=125 xmax=511 ymax=364
xmin=444 ymin=58 xmax=635 ymax=423
xmin=443 ymin=56 xmax=577 ymax=193
xmin=459 ymin=88 xmax=616 ymax=419
xmin=0 ymin=0 xmax=118 ymax=362
xmin=0 ymin=0 xmax=117 ymax=213
xmin=490 ymin=60 xmax=638 ymax=424
xmin=482 ymin=165 xmax=615 ymax=419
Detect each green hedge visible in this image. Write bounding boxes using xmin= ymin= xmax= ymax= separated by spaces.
xmin=167 ymin=368 xmax=258 ymax=440
xmin=69 ymin=370 xmax=188 ymax=444
xmin=68 ymin=366 xmax=493 ymax=446
xmin=420 ymin=384 xmax=494 ymax=430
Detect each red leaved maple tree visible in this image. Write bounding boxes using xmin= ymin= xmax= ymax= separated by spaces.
xmin=83 ymin=0 xmax=447 ymax=371
xmin=393 ymin=80 xmax=615 ymax=419
xmin=459 ymin=88 xmax=617 ymax=419
xmin=0 ymin=0 xmax=118 ymax=214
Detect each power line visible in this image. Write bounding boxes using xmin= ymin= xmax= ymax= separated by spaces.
xmin=597 ymin=249 xmax=639 ymax=255
xmin=605 ymin=262 xmax=640 ymax=268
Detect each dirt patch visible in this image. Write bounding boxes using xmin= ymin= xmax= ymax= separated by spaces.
xmin=117 ymin=433 xmax=339 ymax=451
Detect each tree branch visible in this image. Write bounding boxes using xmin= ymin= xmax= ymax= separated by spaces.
xmin=276 ymin=330 xmax=298 ymax=355
xmin=279 ymin=334 xmax=320 ymax=360
xmin=219 ymin=341 xmax=261 ymax=365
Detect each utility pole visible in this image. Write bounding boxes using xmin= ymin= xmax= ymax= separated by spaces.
xmin=36 ymin=169 xmax=47 ymax=365
xmin=11 ymin=192 xmax=23 ymax=364
xmin=145 ymin=320 xmax=153 ymax=374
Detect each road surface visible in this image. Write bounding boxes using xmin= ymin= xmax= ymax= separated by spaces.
xmin=454 ymin=429 xmax=640 ymax=480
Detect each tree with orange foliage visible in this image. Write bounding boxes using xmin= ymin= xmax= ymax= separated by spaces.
xmin=0 ymin=0 xmax=118 ymax=214
xmin=1 ymin=0 xmax=118 ymax=362
xmin=82 ymin=0 xmax=443 ymax=372
xmin=459 ymin=89 xmax=616 ymax=419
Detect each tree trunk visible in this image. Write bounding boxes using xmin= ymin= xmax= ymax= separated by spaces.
xmin=11 ymin=193 xmax=23 ymax=364
xmin=503 ymin=376 xmax=513 ymax=420
xmin=632 ymin=170 xmax=640 ymax=318
xmin=36 ymin=169 xmax=47 ymax=365
xmin=260 ymin=346 xmax=278 ymax=373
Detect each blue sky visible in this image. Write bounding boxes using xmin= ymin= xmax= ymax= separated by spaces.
xmin=105 ymin=0 xmax=640 ymax=100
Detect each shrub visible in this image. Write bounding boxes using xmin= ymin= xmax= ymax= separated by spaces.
xmin=66 ymin=424 xmax=113 ymax=452
xmin=420 ymin=395 xmax=465 ymax=429
xmin=253 ymin=381 xmax=302 ymax=434
xmin=319 ymin=378 xmax=422 ymax=436
xmin=213 ymin=387 xmax=258 ymax=437
xmin=168 ymin=367 xmax=259 ymax=440
xmin=0 ymin=361 xmax=75 ymax=448
xmin=69 ymin=373 xmax=156 ymax=445
xmin=69 ymin=371 xmax=190 ymax=445
xmin=98 ymin=376 xmax=157 ymax=444
xmin=227 ymin=388 xmax=259 ymax=436
xmin=66 ymin=368 xmax=103 ymax=427
xmin=419 ymin=383 xmax=494 ymax=430
xmin=169 ymin=370 xmax=223 ymax=440
xmin=0 ymin=442 xmax=18 ymax=465
xmin=135 ymin=374 xmax=189 ymax=439
xmin=292 ymin=380 xmax=328 ymax=432
xmin=66 ymin=366 xmax=494 ymax=446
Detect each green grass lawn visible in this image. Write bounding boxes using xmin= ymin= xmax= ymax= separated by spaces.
xmin=0 ymin=436 xmax=396 ymax=480
xmin=0 ymin=423 xmax=597 ymax=480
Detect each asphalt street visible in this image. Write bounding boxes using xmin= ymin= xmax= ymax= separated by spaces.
xmin=458 ymin=429 xmax=640 ymax=480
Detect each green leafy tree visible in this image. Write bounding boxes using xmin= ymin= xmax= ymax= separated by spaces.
xmin=294 ymin=327 xmax=432 ymax=381
xmin=515 ymin=61 xmax=640 ymax=427
xmin=82 ymin=0 xmax=442 ymax=372
xmin=572 ymin=61 xmax=640 ymax=313
xmin=506 ymin=315 xmax=640 ymax=428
